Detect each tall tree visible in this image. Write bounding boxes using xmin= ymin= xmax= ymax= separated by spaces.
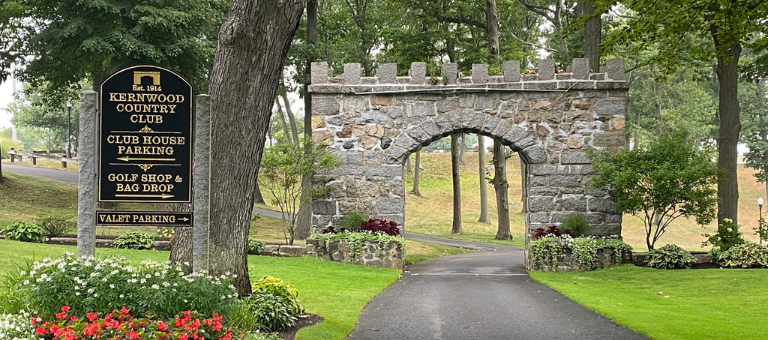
xmin=594 ymin=0 xmax=768 ymax=224
xmin=1 ymin=0 xmax=226 ymax=93
xmin=577 ymin=0 xmax=601 ymax=71
xmin=493 ymin=140 xmax=512 ymax=240
xmin=411 ymin=151 xmax=422 ymax=197
xmin=206 ymin=0 xmax=304 ymax=296
xmin=477 ymin=136 xmax=490 ymax=223
xmin=451 ymin=134 xmax=462 ymax=234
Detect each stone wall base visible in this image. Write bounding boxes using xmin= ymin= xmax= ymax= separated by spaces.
xmin=528 ymin=247 xmax=632 ymax=271
xmin=307 ymin=238 xmax=404 ymax=269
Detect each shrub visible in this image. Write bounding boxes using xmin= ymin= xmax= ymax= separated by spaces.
xmin=561 ymin=214 xmax=590 ymax=237
xmin=715 ymin=243 xmax=768 ymax=268
xmin=703 ymin=218 xmax=745 ymax=252
xmin=113 ymin=232 xmax=155 ymax=250
xmin=337 ymin=211 xmax=369 ymax=231
xmin=1 ymin=222 xmax=45 ymax=243
xmin=645 ymin=244 xmax=697 ymax=269
xmin=248 ymin=240 xmax=266 ymax=255
xmin=0 ymin=312 xmax=38 ymax=340
xmin=35 ymin=307 xmax=236 ymax=340
xmin=533 ymin=225 xmax=571 ymax=239
xmin=245 ymin=293 xmax=296 ymax=331
xmin=16 ymin=253 xmax=237 ymax=319
xmin=590 ymin=131 xmax=720 ymax=250
xmin=359 ymin=219 xmax=401 ymax=236
xmin=36 ymin=214 xmax=76 ymax=238
xmin=251 ymin=276 xmax=304 ymax=316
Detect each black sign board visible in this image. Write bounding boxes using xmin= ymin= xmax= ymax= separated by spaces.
xmin=97 ymin=211 xmax=193 ymax=227
xmin=99 ymin=66 xmax=193 ymax=202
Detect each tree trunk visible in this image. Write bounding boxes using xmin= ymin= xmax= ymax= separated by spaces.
xmin=578 ymin=0 xmax=601 ymax=72
xmin=254 ymin=182 xmax=265 ymax=205
xmin=713 ymin=39 xmax=741 ymax=225
xmin=294 ymin=175 xmax=313 ymax=239
xmin=485 ymin=0 xmax=500 ymax=59
xmin=405 ymin=155 xmax=412 ymax=173
xmin=281 ymin=91 xmax=300 ymax=144
xmin=162 ymin=203 xmax=194 ymax=267
xmin=458 ymin=133 xmax=466 ymax=164
xmin=207 ymin=0 xmax=304 ymax=297
xmin=477 ymin=137 xmax=490 ymax=223
xmin=493 ymin=140 xmax=511 ymax=240
xmin=411 ymin=150 xmax=422 ymax=196
xmin=451 ymin=135 xmax=462 ymax=234
xmin=297 ymin=0 xmax=318 ymax=240
xmin=274 ymin=99 xmax=292 ymax=144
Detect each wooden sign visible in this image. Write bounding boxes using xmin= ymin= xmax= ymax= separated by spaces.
xmin=99 ymin=66 xmax=193 ymax=202
xmin=97 ymin=211 xmax=193 ymax=227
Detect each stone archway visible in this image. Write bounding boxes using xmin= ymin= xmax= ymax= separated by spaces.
xmin=309 ymin=58 xmax=629 ymax=243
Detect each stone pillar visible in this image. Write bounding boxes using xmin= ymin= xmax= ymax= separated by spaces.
xmin=77 ymin=91 xmax=98 ymax=259
xmin=193 ymin=95 xmax=212 ymax=273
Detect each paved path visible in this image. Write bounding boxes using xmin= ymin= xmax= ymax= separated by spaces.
xmin=404 ymin=233 xmax=517 ymax=252
xmin=3 ymin=164 xmax=79 ymax=183
xmin=348 ymin=240 xmax=649 ymax=340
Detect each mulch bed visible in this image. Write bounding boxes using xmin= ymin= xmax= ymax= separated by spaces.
xmin=275 ymin=314 xmax=323 ymax=340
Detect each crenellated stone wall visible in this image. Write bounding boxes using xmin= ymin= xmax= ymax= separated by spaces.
xmin=308 ymin=58 xmax=629 ymax=244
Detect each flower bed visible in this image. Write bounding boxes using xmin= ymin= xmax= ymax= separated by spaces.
xmin=307 ymin=232 xmax=405 ymax=269
xmin=528 ymin=235 xmax=633 ymax=272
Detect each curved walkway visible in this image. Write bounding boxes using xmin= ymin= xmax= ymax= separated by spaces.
xmin=348 ymin=237 xmax=649 ymax=340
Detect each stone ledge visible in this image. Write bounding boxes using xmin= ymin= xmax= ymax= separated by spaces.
xmin=306 ymin=238 xmax=404 ymax=269
xmin=528 ymin=247 xmax=632 ymax=271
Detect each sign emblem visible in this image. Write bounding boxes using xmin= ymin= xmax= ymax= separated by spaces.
xmin=99 ymin=66 xmax=193 ymax=202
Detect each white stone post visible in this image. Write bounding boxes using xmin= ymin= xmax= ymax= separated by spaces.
xmin=77 ymin=91 xmax=98 ymax=259
xmin=193 ymin=95 xmax=211 ymax=273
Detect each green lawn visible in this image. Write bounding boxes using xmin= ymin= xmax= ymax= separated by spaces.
xmin=0 ymin=239 xmax=401 ymax=340
xmin=530 ymin=265 xmax=768 ymax=340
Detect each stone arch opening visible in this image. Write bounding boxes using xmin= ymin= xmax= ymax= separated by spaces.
xmin=309 ymin=58 xmax=629 ymax=246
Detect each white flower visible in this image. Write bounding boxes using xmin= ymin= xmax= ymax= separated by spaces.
xmin=119 ymin=294 xmax=125 ymax=299
xmin=22 ymin=280 xmax=29 ymax=285
xmin=151 ymin=284 xmax=160 ymax=290
xmin=75 ymin=292 xmax=81 ymax=296
xmin=109 ymin=284 xmax=115 ymax=289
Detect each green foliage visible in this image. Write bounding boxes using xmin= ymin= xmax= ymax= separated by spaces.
xmin=703 ymin=218 xmax=745 ymax=252
xmin=756 ymin=218 xmax=768 ymax=245
xmin=241 ymin=293 xmax=297 ymax=331
xmin=715 ymin=243 xmax=768 ymax=268
xmin=561 ymin=214 xmax=590 ymax=237
xmin=261 ymin=136 xmax=341 ymax=245
xmin=10 ymin=253 xmax=237 ymax=319
xmin=310 ymin=232 xmax=406 ymax=262
xmin=1 ymin=0 xmax=228 ymax=92
xmin=248 ymin=240 xmax=266 ymax=255
xmin=337 ymin=211 xmax=369 ymax=231
xmin=251 ymin=276 xmax=304 ymax=317
xmin=113 ymin=232 xmax=156 ymax=250
xmin=590 ymin=132 xmax=720 ymax=250
xmin=1 ymin=222 xmax=44 ymax=243
xmin=0 ymin=138 xmax=23 ymax=158
xmin=529 ymin=235 xmax=633 ymax=271
xmin=35 ymin=214 xmax=75 ymax=238
xmin=0 ymin=312 xmax=38 ymax=340
xmin=645 ymin=244 xmax=696 ymax=269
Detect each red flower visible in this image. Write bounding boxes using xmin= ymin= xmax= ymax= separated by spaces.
xmin=70 ymin=316 xmax=78 ymax=322
xmin=157 ymin=322 xmax=168 ymax=332
xmin=56 ymin=312 xmax=65 ymax=319
xmin=86 ymin=312 xmax=98 ymax=322
xmin=31 ymin=317 xmax=38 ymax=325
xmin=36 ymin=327 xmax=47 ymax=336
xmin=178 ymin=333 xmax=189 ymax=340
xmin=62 ymin=306 xmax=71 ymax=312
xmin=128 ymin=330 xmax=140 ymax=340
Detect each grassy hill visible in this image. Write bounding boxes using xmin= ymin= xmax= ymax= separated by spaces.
xmin=405 ymin=152 xmax=765 ymax=251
